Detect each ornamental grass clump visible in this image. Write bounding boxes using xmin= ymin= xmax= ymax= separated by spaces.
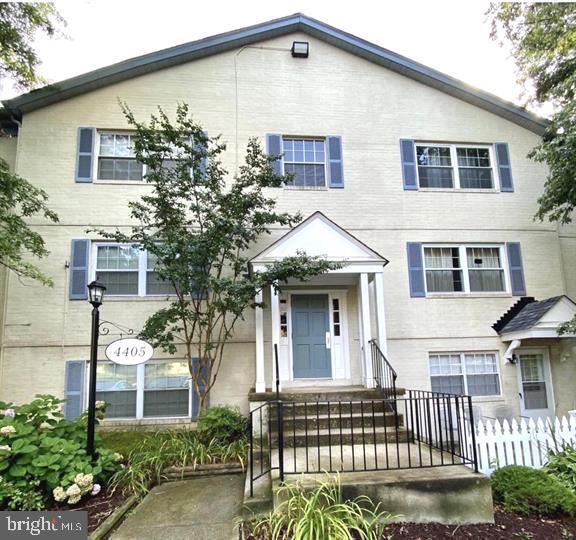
xmin=249 ymin=475 xmax=395 ymax=540
xmin=0 ymin=395 xmax=121 ymax=510
xmin=545 ymin=445 xmax=576 ymax=491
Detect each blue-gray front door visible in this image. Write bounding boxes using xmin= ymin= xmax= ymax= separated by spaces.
xmin=292 ymin=294 xmax=332 ymax=378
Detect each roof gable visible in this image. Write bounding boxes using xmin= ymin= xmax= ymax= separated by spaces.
xmin=250 ymin=211 xmax=387 ymax=264
xmin=2 ymin=13 xmax=547 ymax=134
xmin=494 ymin=295 xmax=576 ymax=335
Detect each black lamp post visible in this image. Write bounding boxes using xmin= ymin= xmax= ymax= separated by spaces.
xmin=86 ymin=280 xmax=106 ymax=461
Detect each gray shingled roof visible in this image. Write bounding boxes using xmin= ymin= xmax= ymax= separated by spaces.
xmin=498 ymin=296 xmax=564 ymax=334
xmin=0 ymin=13 xmax=548 ymax=134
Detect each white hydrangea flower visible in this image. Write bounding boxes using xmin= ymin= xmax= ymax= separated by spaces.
xmin=68 ymin=494 xmax=81 ymax=505
xmin=3 ymin=409 xmax=15 ymax=418
xmin=95 ymin=401 xmax=106 ymax=410
xmin=53 ymin=487 xmax=67 ymax=502
xmin=0 ymin=445 xmax=10 ymax=452
xmin=91 ymin=484 xmax=101 ymax=496
xmin=114 ymin=452 xmax=123 ymax=461
xmin=74 ymin=473 xmax=94 ymax=488
xmin=39 ymin=421 xmax=52 ymax=430
xmin=66 ymin=484 xmax=81 ymax=498
xmin=0 ymin=425 xmax=16 ymax=435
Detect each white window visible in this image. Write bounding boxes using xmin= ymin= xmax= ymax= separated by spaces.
xmin=283 ymin=137 xmax=326 ymax=188
xmin=423 ymin=244 xmax=507 ymax=294
xmin=416 ymin=143 xmax=495 ymax=190
xmin=429 ymin=352 xmax=501 ymax=396
xmin=97 ymin=133 xmax=144 ymax=181
xmin=95 ymin=360 xmax=191 ymax=419
xmin=92 ymin=243 xmax=175 ymax=296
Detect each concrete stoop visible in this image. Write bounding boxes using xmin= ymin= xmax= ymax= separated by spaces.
xmin=272 ymin=466 xmax=494 ymax=525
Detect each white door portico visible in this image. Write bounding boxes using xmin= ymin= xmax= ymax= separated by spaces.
xmin=250 ymin=212 xmax=389 ymax=393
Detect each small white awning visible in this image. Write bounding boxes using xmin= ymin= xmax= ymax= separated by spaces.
xmin=250 ymin=211 xmax=388 ymax=274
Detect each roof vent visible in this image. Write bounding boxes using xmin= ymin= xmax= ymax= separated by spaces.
xmin=291 ymin=41 xmax=309 ymax=58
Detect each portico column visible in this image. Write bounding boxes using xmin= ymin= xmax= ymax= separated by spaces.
xmin=360 ymin=272 xmax=374 ymax=388
xmin=254 ymin=289 xmax=265 ymax=393
xmin=374 ymin=272 xmax=388 ymax=356
xmin=270 ymin=283 xmax=281 ymax=391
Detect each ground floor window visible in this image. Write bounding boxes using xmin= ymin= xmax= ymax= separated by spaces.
xmin=95 ymin=360 xmax=191 ymax=419
xmin=429 ymin=352 xmax=501 ymax=396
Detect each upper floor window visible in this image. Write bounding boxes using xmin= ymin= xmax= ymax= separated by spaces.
xmin=423 ymin=244 xmax=506 ymax=294
xmin=283 ymin=138 xmax=326 ymax=188
xmin=97 ymin=133 xmax=143 ymax=181
xmin=93 ymin=243 xmax=175 ymax=296
xmin=416 ymin=144 xmax=495 ymax=190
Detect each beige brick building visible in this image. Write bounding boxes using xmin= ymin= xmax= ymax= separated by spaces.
xmin=0 ymin=14 xmax=574 ymax=426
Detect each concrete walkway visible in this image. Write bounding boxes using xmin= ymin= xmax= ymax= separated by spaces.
xmin=111 ymin=473 xmax=245 ymax=540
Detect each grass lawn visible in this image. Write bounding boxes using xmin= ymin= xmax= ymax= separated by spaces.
xmin=99 ymin=430 xmax=169 ymax=456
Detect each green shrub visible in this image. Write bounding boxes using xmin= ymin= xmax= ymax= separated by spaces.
xmin=491 ymin=465 xmax=576 ymax=517
xmin=545 ymin=445 xmax=576 ymax=490
xmin=249 ymin=475 xmax=395 ymax=540
xmin=196 ymin=405 xmax=248 ymax=445
xmin=0 ymin=395 xmax=121 ymax=510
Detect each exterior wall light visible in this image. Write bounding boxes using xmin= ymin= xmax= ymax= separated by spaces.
xmin=291 ymin=41 xmax=309 ymax=58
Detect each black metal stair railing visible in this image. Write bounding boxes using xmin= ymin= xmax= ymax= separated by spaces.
xmin=369 ymin=339 xmax=397 ymax=400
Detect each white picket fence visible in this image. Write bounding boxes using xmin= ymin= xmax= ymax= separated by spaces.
xmin=471 ymin=415 xmax=576 ymax=475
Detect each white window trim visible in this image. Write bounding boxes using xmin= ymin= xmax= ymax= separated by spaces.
xmin=423 ymin=243 xmax=510 ymax=295
xmin=90 ymin=360 xmax=192 ymax=420
xmin=415 ymin=142 xmax=498 ymax=191
xmin=281 ymin=136 xmax=328 ymax=190
xmin=93 ymin=131 xmax=146 ymax=182
xmin=429 ymin=351 xmax=503 ymax=398
xmin=91 ymin=242 xmax=174 ymax=297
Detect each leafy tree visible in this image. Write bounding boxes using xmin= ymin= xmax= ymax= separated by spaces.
xmin=0 ymin=2 xmax=63 ymax=285
xmin=0 ymin=2 xmax=63 ymax=89
xmin=489 ymin=3 xmax=576 ymax=333
xmin=0 ymin=159 xmax=58 ymax=285
xmin=94 ymin=103 xmax=339 ymax=410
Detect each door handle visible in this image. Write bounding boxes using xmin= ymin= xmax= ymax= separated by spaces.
xmin=325 ymin=332 xmax=331 ymax=349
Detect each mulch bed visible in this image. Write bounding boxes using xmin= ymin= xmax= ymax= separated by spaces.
xmin=386 ymin=509 xmax=576 ymax=539
xmin=54 ymin=487 xmax=130 ymax=532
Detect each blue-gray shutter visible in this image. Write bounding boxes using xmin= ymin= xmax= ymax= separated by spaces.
xmin=64 ymin=360 xmax=86 ymax=419
xmin=407 ymin=242 xmax=426 ymax=297
xmin=191 ymin=358 xmax=210 ymax=420
xmin=266 ymin=134 xmax=283 ymax=176
xmin=327 ymin=135 xmax=344 ymax=188
xmin=506 ymin=242 xmax=526 ymax=296
xmin=400 ymin=139 xmax=418 ymax=190
xmin=75 ymin=128 xmax=95 ymax=182
xmin=200 ymin=131 xmax=208 ymax=177
xmin=495 ymin=143 xmax=514 ymax=192
xmin=69 ymin=239 xmax=89 ymax=300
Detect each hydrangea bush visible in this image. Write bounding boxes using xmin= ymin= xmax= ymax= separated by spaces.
xmin=0 ymin=395 xmax=122 ymax=510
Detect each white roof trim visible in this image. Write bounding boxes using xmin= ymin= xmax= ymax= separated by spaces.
xmin=250 ymin=212 xmax=388 ymax=265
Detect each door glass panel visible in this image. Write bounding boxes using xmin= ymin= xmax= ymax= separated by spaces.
xmin=520 ymin=354 xmax=548 ymax=410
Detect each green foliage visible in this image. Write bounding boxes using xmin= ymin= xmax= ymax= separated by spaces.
xmin=110 ymin=429 xmax=248 ymax=495
xmin=0 ymin=2 xmax=64 ymax=89
xmin=488 ymin=3 xmax=576 ymax=225
xmin=248 ymin=476 xmax=395 ymax=540
xmin=488 ymin=3 xmax=576 ymax=332
xmin=0 ymin=395 xmax=121 ymax=510
xmin=100 ymin=430 xmax=158 ymax=457
xmin=0 ymin=157 xmax=59 ymax=285
xmin=545 ymin=445 xmax=576 ymax=490
xmin=196 ymin=406 xmax=248 ymax=445
xmin=491 ymin=464 xmax=576 ymax=517
xmin=92 ymin=103 xmax=339 ymax=411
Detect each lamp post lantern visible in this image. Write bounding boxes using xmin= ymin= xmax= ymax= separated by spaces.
xmin=86 ymin=280 xmax=106 ymax=461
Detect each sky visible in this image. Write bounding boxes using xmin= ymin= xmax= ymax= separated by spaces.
xmin=0 ymin=0 xmax=542 ymax=115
